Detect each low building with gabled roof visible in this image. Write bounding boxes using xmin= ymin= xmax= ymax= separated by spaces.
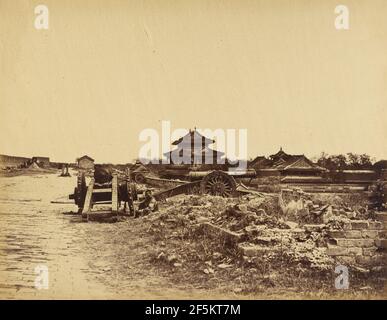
xmin=249 ymin=148 xmax=326 ymax=182
xmin=76 ymin=155 xmax=95 ymax=170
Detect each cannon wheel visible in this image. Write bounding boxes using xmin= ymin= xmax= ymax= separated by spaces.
xmin=200 ymin=171 xmax=237 ymax=197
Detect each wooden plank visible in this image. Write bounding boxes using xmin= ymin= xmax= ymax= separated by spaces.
xmin=87 ymin=201 xmax=111 ymax=205
xmin=125 ymin=167 xmax=131 ymax=181
xmin=125 ymin=181 xmax=135 ymax=217
xmin=111 ymin=174 xmax=118 ymax=214
xmin=93 ymin=188 xmax=112 ymax=193
xmin=82 ymin=178 xmax=95 ymax=217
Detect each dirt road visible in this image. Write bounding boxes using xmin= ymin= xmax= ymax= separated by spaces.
xmin=0 ymin=172 xmax=114 ymax=298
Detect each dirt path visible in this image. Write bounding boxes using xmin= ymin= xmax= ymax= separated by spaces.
xmin=0 ymin=173 xmax=114 ymax=298
xmin=0 ymin=172 xmax=229 ymax=299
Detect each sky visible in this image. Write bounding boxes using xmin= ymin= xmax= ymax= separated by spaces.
xmin=1 ymin=0 xmax=386 ymax=163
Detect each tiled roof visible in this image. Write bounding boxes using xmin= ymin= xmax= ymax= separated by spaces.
xmin=172 ymin=130 xmax=215 ymax=146
xmin=77 ymin=155 xmax=94 ymax=162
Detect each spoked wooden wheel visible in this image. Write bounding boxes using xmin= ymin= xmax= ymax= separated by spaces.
xmin=200 ymin=171 xmax=237 ymax=197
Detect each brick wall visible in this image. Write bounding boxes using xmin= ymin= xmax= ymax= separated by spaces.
xmin=0 ymin=154 xmax=30 ymax=168
xmin=326 ymin=214 xmax=386 ymax=269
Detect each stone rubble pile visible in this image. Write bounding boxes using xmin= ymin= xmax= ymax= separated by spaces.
xmin=147 ymin=191 xmax=387 ymax=274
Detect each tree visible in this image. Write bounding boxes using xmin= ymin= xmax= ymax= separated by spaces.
xmin=316 ymin=152 xmax=330 ymax=169
xmin=316 ymin=152 xmax=374 ymax=170
xmin=358 ymin=154 xmax=373 ymax=169
xmin=330 ymin=154 xmax=347 ymax=170
xmin=347 ymin=153 xmax=360 ymax=169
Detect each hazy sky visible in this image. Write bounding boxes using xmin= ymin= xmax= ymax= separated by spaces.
xmin=1 ymin=0 xmax=386 ymax=163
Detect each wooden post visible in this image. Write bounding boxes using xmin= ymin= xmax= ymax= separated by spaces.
xmin=125 ymin=167 xmax=136 ymax=216
xmin=82 ymin=178 xmax=95 ymax=219
xmin=125 ymin=167 xmax=131 ymax=182
xmin=112 ymin=174 xmax=119 ymax=215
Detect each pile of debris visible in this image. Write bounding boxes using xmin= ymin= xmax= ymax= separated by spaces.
xmin=146 ymin=194 xmax=337 ymax=272
xmin=279 ymin=188 xmax=375 ymax=224
xmin=141 ymin=190 xmax=386 ymax=293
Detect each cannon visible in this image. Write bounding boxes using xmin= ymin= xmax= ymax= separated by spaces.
xmin=150 ymin=170 xmax=239 ymax=201
xmin=144 ymin=169 xmax=261 ymax=201
xmin=68 ymin=164 xmax=261 ymax=222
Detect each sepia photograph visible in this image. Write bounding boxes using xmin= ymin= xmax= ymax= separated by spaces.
xmin=0 ymin=0 xmax=386 ymax=304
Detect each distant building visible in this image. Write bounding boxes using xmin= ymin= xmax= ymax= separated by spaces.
xmin=163 ymin=129 xmax=224 ymax=165
xmin=76 ymin=155 xmax=95 ymax=170
xmin=248 ymin=156 xmax=272 ymax=170
xmin=32 ymin=156 xmax=50 ymax=168
xmin=249 ymin=148 xmax=326 ymax=181
xmin=269 ymin=148 xmax=326 ymax=176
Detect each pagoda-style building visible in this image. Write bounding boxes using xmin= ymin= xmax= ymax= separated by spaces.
xmin=163 ymin=129 xmax=224 ymax=165
xmin=269 ymin=147 xmax=325 ymax=175
xmin=249 ymin=147 xmax=326 ymax=177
